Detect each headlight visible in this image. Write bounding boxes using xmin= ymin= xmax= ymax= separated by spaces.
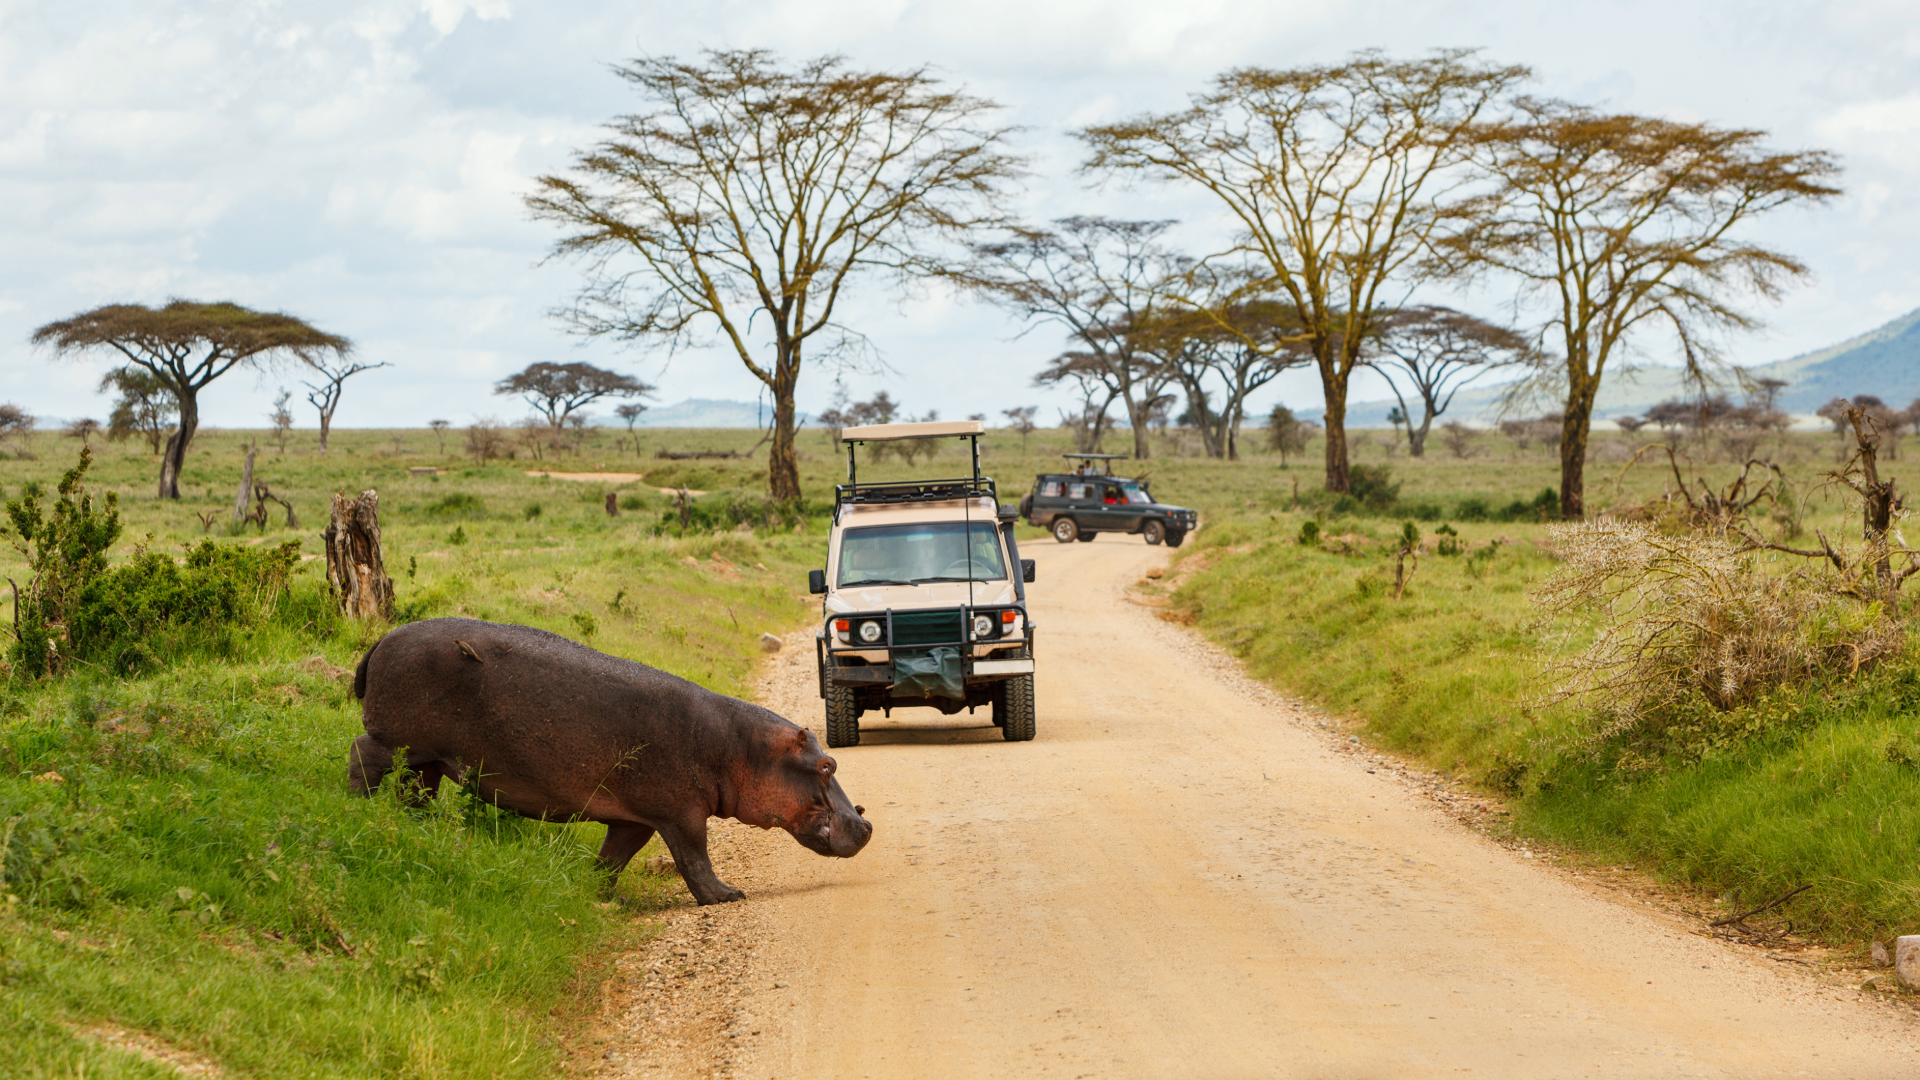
xmin=971 ymin=613 xmax=995 ymax=639
xmin=857 ymin=620 xmax=884 ymax=644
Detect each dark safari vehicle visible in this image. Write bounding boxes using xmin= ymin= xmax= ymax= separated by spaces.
xmin=1019 ymin=454 xmax=1199 ymax=547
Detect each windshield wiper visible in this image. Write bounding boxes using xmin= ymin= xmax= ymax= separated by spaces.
xmin=843 ymin=577 xmax=914 ymax=587
xmin=912 ymin=575 xmax=989 ymax=583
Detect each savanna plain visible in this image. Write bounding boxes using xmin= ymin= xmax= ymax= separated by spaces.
xmin=2 ymin=419 xmax=1918 ymax=1078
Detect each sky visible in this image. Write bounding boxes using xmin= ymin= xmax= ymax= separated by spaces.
xmin=3 ymin=0 xmax=1919 ymax=433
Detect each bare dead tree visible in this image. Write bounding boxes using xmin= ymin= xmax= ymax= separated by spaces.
xmin=301 ymin=355 xmax=390 ymax=452
xmin=1081 ymin=51 xmax=1528 ymax=493
xmin=32 ymin=300 xmax=351 ymax=498
xmin=528 ymin=49 xmax=1022 ymax=503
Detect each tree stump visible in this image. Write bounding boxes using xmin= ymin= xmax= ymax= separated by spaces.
xmin=324 ymin=489 xmax=393 ymax=619
xmin=605 ymin=492 xmax=619 ymax=517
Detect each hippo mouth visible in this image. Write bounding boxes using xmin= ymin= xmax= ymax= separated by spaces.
xmin=798 ymin=807 xmax=872 ymax=858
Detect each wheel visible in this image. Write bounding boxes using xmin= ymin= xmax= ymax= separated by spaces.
xmin=1051 ymin=517 xmax=1079 ymax=543
xmin=1141 ymin=520 xmax=1166 ymax=546
xmin=1075 ymin=532 xmax=1097 ymax=543
xmin=1166 ymin=529 xmax=1186 ymax=549
xmin=825 ymin=682 xmax=861 ymax=748
xmin=1018 ymin=493 xmax=1033 ymax=519
xmin=995 ymin=674 xmax=1035 ymax=741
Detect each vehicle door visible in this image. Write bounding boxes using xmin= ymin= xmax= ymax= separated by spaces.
xmin=1061 ymin=479 xmax=1101 ymax=527
xmin=1087 ymin=481 xmax=1134 ymax=530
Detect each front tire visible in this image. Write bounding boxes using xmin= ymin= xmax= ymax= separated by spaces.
xmin=1052 ymin=517 xmax=1079 ymax=544
xmin=1166 ymin=529 xmax=1186 ymax=549
xmin=825 ymin=682 xmax=861 ymax=748
xmin=1142 ymin=520 xmax=1166 ymax=546
xmin=1076 ymin=532 xmax=1097 ymax=543
xmin=995 ymin=674 xmax=1035 ymax=742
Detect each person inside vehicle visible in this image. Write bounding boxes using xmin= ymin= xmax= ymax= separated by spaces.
xmin=1103 ymin=485 xmax=1123 ymax=505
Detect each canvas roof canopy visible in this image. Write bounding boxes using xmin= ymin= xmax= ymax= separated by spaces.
xmin=840 ymin=420 xmax=985 ymax=442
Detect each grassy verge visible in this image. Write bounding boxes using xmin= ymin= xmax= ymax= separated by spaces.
xmin=0 ymin=429 xmax=828 ymax=1077
xmin=1163 ymin=433 xmax=1920 ymax=947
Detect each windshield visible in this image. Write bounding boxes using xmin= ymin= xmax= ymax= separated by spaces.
xmin=837 ymin=522 xmax=1008 ymax=586
xmin=1121 ymin=485 xmax=1152 ymax=505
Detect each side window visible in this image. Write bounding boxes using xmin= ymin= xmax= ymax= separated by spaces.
xmin=1039 ymin=480 xmax=1062 ymax=498
xmin=1067 ymin=483 xmax=1091 ymax=500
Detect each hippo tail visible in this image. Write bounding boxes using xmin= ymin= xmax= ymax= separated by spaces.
xmin=353 ymin=639 xmax=379 ymax=700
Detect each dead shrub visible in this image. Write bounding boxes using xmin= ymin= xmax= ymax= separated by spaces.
xmin=1534 ymin=521 xmax=1901 ymax=740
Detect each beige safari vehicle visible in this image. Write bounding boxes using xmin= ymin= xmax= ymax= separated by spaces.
xmin=807 ymin=420 xmax=1037 ymax=747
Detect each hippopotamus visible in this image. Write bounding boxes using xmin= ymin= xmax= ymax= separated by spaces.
xmin=346 ymin=617 xmax=872 ymax=905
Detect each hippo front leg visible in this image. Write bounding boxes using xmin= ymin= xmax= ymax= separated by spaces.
xmin=658 ymin=817 xmax=745 ymax=906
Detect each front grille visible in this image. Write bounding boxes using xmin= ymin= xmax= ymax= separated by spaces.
xmin=891 ymin=609 xmax=964 ymax=647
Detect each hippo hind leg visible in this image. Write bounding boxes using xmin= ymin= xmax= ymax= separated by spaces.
xmin=347 ymin=735 xmax=392 ymax=796
xmin=594 ymin=821 xmax=657 ymax=898
xmin=346 ymin=736 xmax=455 ymax=806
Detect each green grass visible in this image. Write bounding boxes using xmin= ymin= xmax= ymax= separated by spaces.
xmin=1160 ymin=427 xmax=1920 ymax=946
xmin=0 ymin=416 xmax=1894 ymax=1073
xmin=0 ymin=426 xmax=837 ymax=1077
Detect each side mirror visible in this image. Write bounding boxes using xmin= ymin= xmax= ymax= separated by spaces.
xmin=807 ymin=569 xmax=827 ymax=595
xmin=1022 ymin=559 xmax=1036 ymax=584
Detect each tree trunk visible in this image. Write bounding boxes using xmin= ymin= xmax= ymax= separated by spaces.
xmin=157 ymin=393 xmax=199 ymax=500
xmin=1409 ymin=408 xmax=1433 ymax=458
xmin=231 ymin=447 xmax=256 ymax=524
xmin=1126 ymin=393 xmax=1152 ymax=461
xmin=317 ymin=401 xmax=335 ymax=453
xmin=1321 ymin=374 xmax=1350 ymax=493
xmin=1559 ymin=375 xmax=1599 ymax=520
xmin=324 ymin=490 xmax=394 ymax=619
xmin=767 ymin=356 xmax=801 ymax=504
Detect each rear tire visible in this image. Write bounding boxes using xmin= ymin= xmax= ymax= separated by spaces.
xmin=1052 ymin=517 xmax=1079 ymax=544
xmin=1166 ymin=529 xmax=1186 ymax=549
xmin=825 ymin=682 xmax=861 ymax=748
xmin=1142 ymin=520 xmax=1165 ymax=546
xmin=996 ymin=674 xmax=1035 ymax=742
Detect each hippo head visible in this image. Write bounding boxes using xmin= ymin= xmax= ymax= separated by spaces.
xmin=753 ymin=726 xmax=873 ymax=858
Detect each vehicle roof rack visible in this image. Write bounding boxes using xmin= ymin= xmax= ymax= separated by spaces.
xmin=1060 ymin=452 xmax=1128 ymax=475
xmin=835 ymin=420 xmax=996 ymax=510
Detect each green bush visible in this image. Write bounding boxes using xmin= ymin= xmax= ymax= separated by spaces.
xmin=655 ymin=491 xmax=810 ymax=535
xmin=69 ymin=540 xmax=301 ymax=674
xmin=1347 ymin=464 xmax=1401 ymax=510
xmin=1456 ymin=496 xmax=1491 ymax=522
xmin=1497 ymin=487 xmax=1559 ymax=522
xmin=423 ymin=492 xmax=486 ymax=519
xmin=4 ymin=449 xmax=121 ymax=677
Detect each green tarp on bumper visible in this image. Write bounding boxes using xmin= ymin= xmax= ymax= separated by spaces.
xmin=891 ymin=646 xmax=964 ymax=700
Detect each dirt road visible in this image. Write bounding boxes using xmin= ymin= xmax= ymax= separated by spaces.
xmin=586 ymin=538 xmax=1919 ymax=1079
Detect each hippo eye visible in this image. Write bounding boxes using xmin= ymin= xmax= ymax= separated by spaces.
xmin=819 ymin=759 xmax=836 ymax=777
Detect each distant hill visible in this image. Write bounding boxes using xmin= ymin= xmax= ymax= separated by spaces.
xmin=1342 ymin=306 xmax=1920 ymax=426
xmin=621 ymin=398 xmax=786 ymax=429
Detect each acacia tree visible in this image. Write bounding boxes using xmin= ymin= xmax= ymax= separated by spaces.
xmin=32 ymin=300 xmax=350 ymax=498
xmin=1455 ymin=102 xmax=1840 ymax=517
xmin=964 ymin=217 xmax=1184 ymax=460
xmin=528 ymin=50 xmax=1021 ymax=503
xmin=99 ymin=367 xmax=177 ymax=453
xmin=1034 ymin=351 xmax=1119 ymax=453
xmin=302 ymin=354 xmax=390 ymax=452
xmin=1367 ymin=305 xmax=1528 ymax=457
xmin=1081 ymin=51 xmax=1527 ymax=493
xmin=1133 ymin=297 xmax=1308 ymax=460
xmin=494 ymin=361 xmax=651 ymax=435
